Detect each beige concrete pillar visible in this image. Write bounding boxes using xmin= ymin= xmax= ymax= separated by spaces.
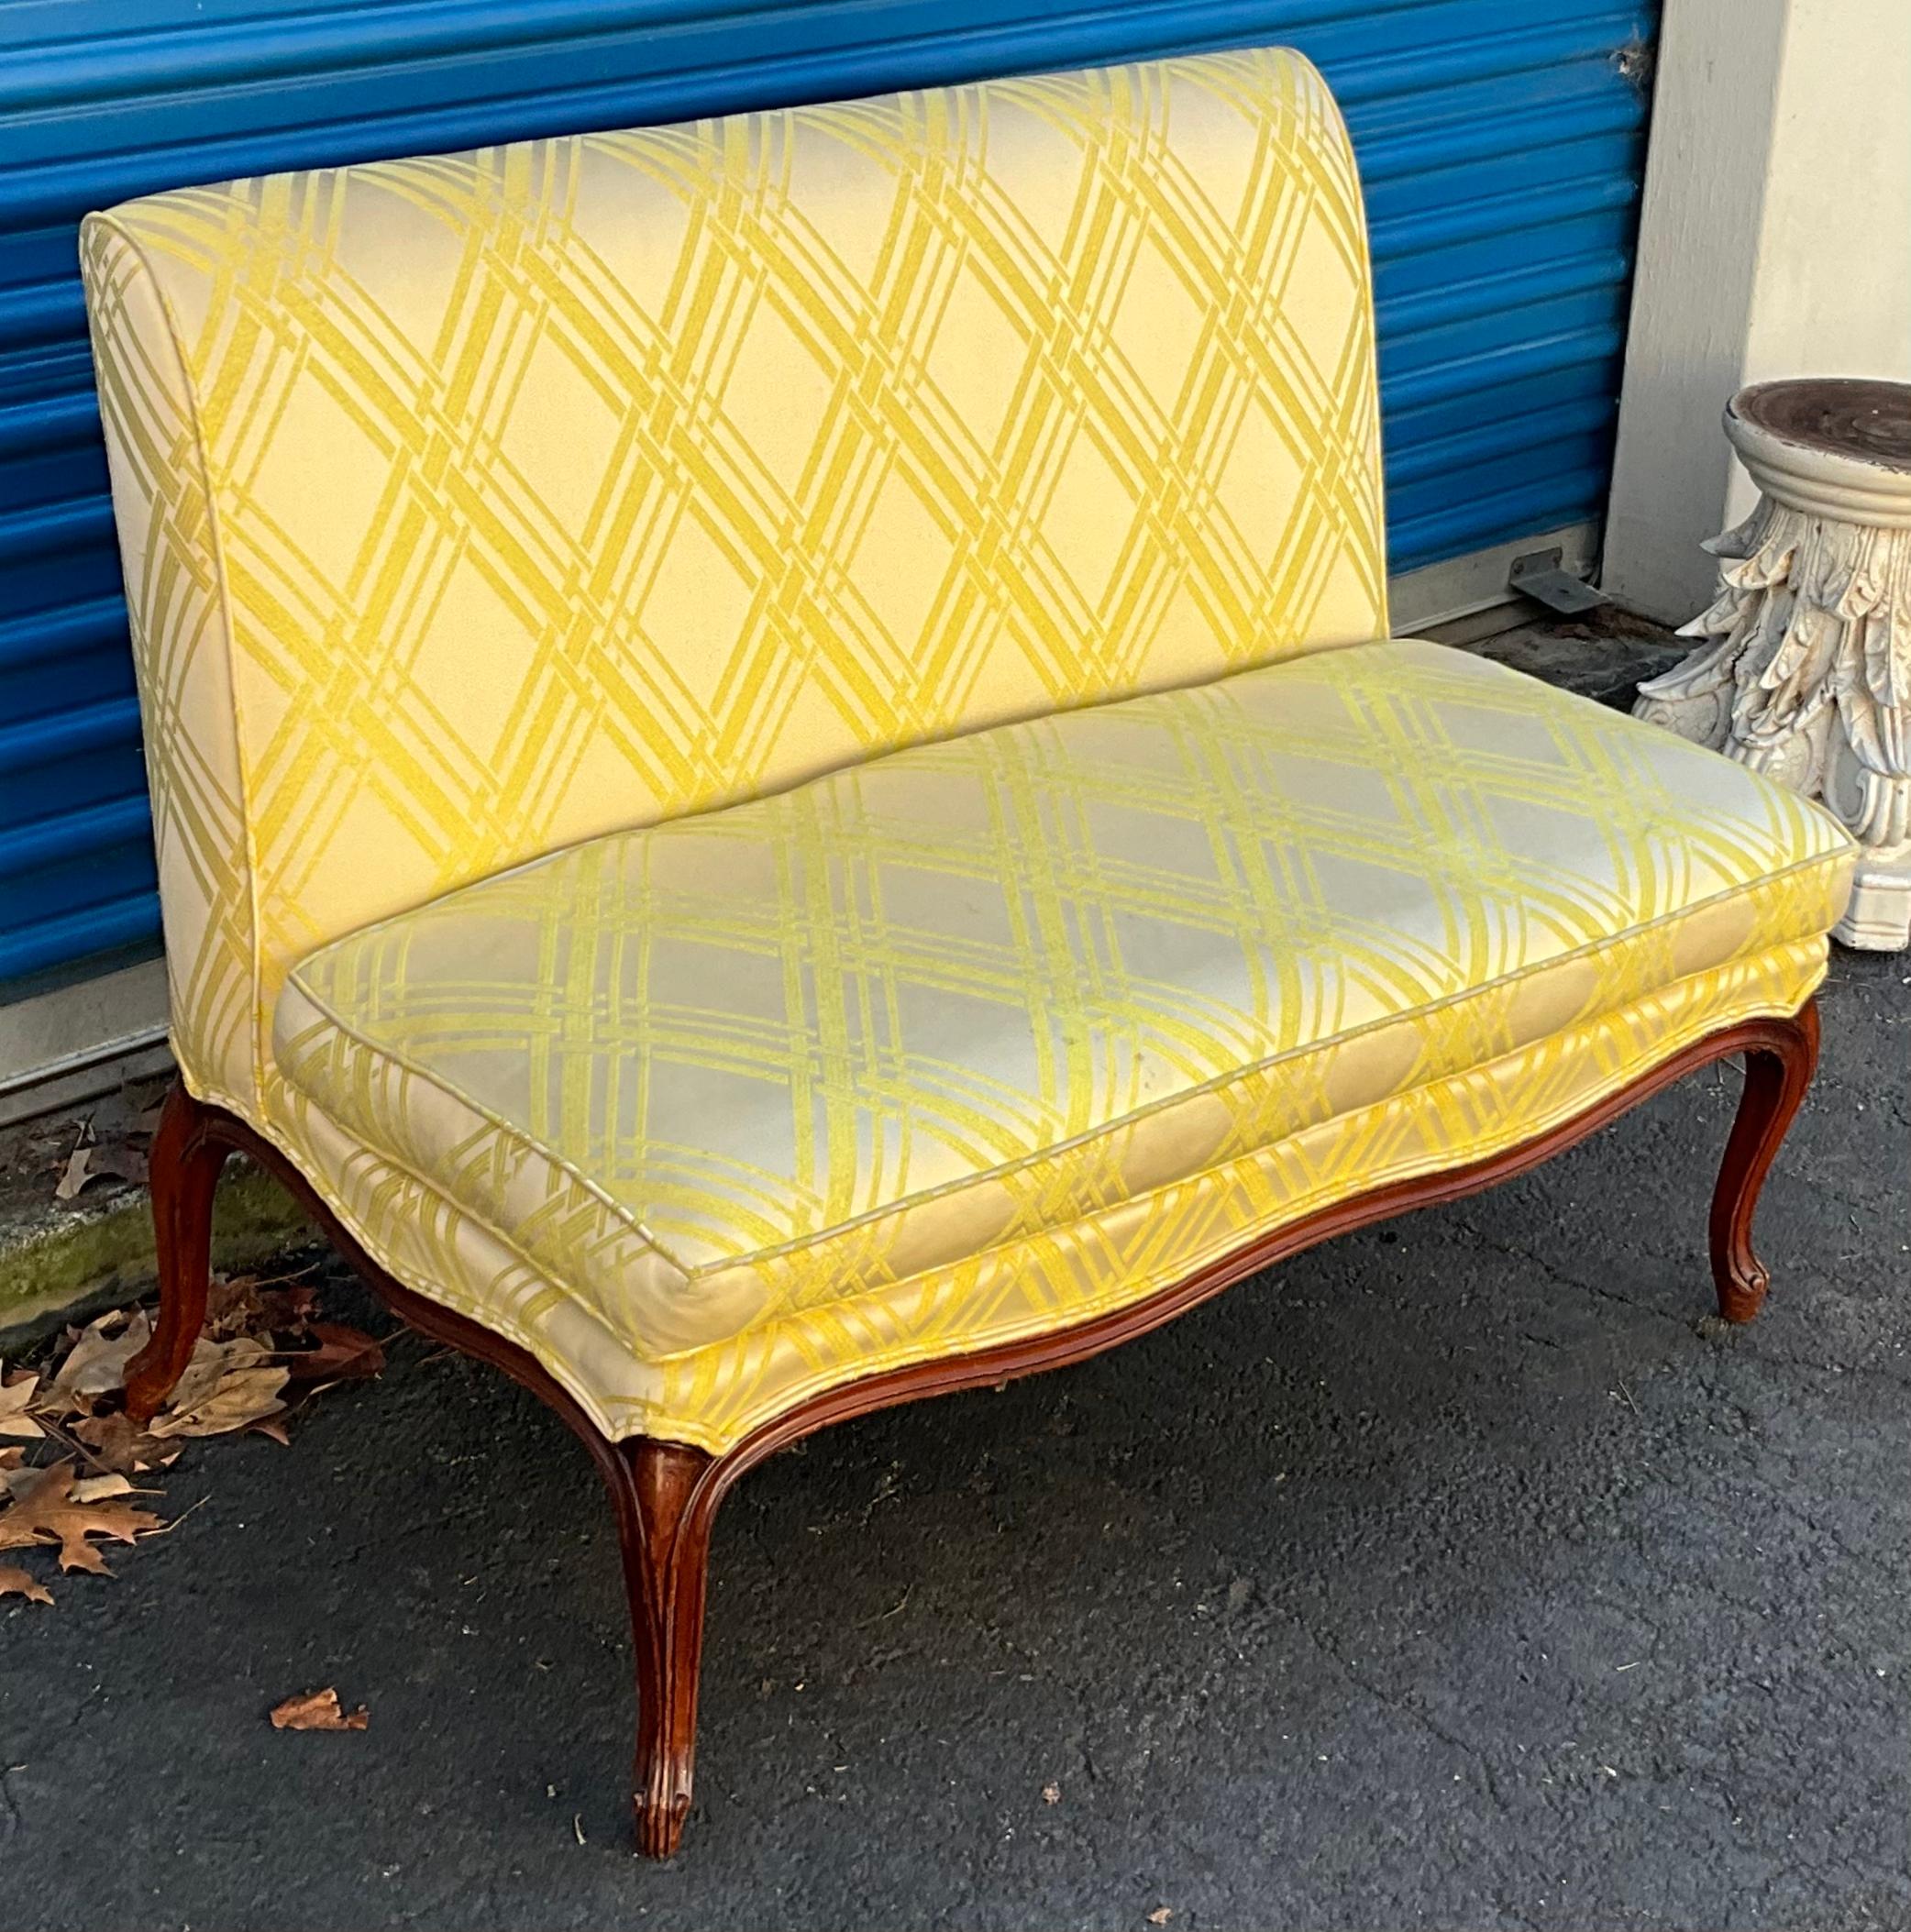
xmin=1603 ymin=0 xmax=1911 ymax=624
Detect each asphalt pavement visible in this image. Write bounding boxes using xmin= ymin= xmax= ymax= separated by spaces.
xmin=3 ymin=945 xmax=1905 ymax=1930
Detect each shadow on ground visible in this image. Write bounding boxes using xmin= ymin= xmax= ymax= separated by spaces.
xmin=3 ymin=952 xmax=1906 ymax=1931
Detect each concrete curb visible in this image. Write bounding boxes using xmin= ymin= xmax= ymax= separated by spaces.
xmin=0 ymin=1163 xmax=310 ymax=1352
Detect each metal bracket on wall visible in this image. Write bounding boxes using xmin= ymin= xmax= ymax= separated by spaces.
xmin=1508 ymin=546 xmax=1610 ymax=616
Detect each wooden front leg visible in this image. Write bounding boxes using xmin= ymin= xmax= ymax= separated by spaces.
xmin=125 ymin=1082 xmax=230 ymax=1423
xmin=602 ymin=1437 xmax=721 ymax=1858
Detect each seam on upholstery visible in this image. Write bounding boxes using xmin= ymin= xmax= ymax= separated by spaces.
xmin=275 ymin=973 xmax=695 ymax=1286
xmin=680 ymin=849 xmax=1848 ymax=1275
xmin=281 ymin=942 xmax=1823 ymax=1450
xmin=283 ymin=841 xmax=1846 ymax=1292
xmin=171 ymin=1064 xmax=255 ymax=1121
xmin=258 ymin=1087 xmax=665 ymax=1437
xmin=86 ymin=212 xmax=268 ymax=1120
xmin=1308 ymin=53 xmax=1389 ymax=638
xmin=654 ymin=954 xmax=1828 ymax=1413
xmin=271 ymin=634 xmax=1416 ymax=981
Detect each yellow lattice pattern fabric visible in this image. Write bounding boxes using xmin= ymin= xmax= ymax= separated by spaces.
xmin=271 ymin=641 xmax=1853 ymax=1446
xmin=82 ymin=44 xmax=1855 ymax=1457
xmin=81 ymin=46 xmax=1384 ymax=1121
xmin=275 ymin=938 xmax=1828 ymax=1450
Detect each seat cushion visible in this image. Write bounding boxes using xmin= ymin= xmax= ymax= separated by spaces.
xmin=271 ymin=638 xmax=1852 ymax=1448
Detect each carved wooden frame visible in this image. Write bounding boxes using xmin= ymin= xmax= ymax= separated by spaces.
xmin=123 ymin=999 xmax=1819 ymax=1857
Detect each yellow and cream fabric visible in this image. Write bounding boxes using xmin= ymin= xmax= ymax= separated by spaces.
xmin=271 ymin=640 xmax=1852 ymax=1448
xmin=79 ymin=46 xmax=1383 ymax=1123
xmin=81 ymin=44 xmax=1852 ymax=1454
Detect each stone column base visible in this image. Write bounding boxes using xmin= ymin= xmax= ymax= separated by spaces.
xmin=1636 ymin=379 xmax=1911 ymax=953
xmin=1837 ymin=855 xmax=1911 ymax=951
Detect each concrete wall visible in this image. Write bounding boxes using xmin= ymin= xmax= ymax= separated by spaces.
xmin=0 ymin=958 xmax=170 ymax=1127
xmin=1604 ymin=0 xmax=1911 ymax=622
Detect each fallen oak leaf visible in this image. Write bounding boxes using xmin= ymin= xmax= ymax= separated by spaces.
xmin=258 ymin=1285 xmax=320 ymax=1334
xmin=0 ymin=1460 xmax=164 ymax=1573
xmin=248 ymin=1416 xmax=293 ymax=1448
xmin=286 ymin=1323 xmax=385 ymax=1386
xmin=52 ymin=1143 xmax=94 ymax=1201
xmin=0 ymin=1563 xmax=52 ymax=1606
xmin=149 ymin=1332 xmax=256 ymax=1415
xmin=148 ymin=1364 xmax=288 ymax=1441
xmin=86 ymin=1140 xmax=149 ymax=1187
xmin=205 ymin=1274 xmax=271 ymax=1341
xmin=69 ymin=1473 xmax=134 ymax=1504
xmin=270 ymin=1687 xmax=368 ymax=1731
xmin=51 ymin=1130 xmax=147 ymax=1200
xmin=207 ymin=1269 xmax=320 ymax=1342
xmin=48 ymin=1309 xmax=151 ymax=1406
xmin=72 ymin=1410 xmax=178 ymax=1476
xmin=0 ymin=1373 xmax=42 ymax=1439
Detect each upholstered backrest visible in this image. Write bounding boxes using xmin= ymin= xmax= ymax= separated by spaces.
xmin=83 ymin=45 xmax=1385 ymax=1122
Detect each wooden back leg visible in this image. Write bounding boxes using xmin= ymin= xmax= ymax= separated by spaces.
xmin=124 ymin=1082 xmax=230 ymax=1423
xmin=1711 ymin=999 xmax=1821 ymax=1323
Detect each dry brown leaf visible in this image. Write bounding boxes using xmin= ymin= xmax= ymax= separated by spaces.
xmin=258 ymin=1282 xmax=320 ymax=1330
xmin=53 ymin=1143 xmax=94 ymax=1200
xmin=0 ymin=1373 xmax=42 ymax=1439
xmin=72 ymin=1410 xmax=178 ymax=1476
xmin=1147 ymin=1913 xmax=1174 ymax=1926
xmin=87 ymin=1141 xmax=150 ymax=1187
xmin=160 ymin=1333 xmax=266 ymax=1414
xmin=249 ymin=1416 xmax=293 ymax=1448
xmin=0 ymin=1563 xmax=53 ymax=1606
xmin=287 ymin=1323 xmax=385 ymax=1386
xmin=205 ymin=1274 xmax=269 ymax=1340
xmin=148 ymin=1363 xmax=288 ymax=1441
xmin=53 ymin=1129 xmax=148 ymax=1201
xmin=0 ymin=1459 xmax=164 ymax=1573
xmin=50 ymin=1309 xmax=151 ymax=1405
xmin=270 ymin=1687 xmax=368 ymax=1731
xmin=206 ymin=1273 xmax=319 ymax=1342
xmin=69 ymin=1473 xmax=134 ymax=1504
xmin=1042 ymin=1781 xmax=1061 ymax=1805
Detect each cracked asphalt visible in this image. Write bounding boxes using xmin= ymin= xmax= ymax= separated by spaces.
xmin=2 ymin=946 xmax=1906 ymax=1930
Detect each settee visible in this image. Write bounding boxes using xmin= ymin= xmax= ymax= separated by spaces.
xmin=82 ymin=45 xmax=1851 ymax=1855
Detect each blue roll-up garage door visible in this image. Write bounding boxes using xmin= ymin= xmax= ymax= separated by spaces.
xmin=0 ymin=0 xmax=1657 ymax=990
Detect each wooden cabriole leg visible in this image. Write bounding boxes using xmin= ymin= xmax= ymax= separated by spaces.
xmin=121 ymin=1075 xmax=728 ymax=1857
xmin=1710 ymin=999 xmax=1822 ymax=1322
xmin=607 ymin=1440 xmax=720 ymax=1858
xmin=124 ymin=1082 xmax=230 ymax=1424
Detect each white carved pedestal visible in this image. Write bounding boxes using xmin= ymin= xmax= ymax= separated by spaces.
xmin=1636 ymin=379 xmax=1911 ymax=949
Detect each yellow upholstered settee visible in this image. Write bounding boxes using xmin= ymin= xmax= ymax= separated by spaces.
xmin=84 ymin=46 xmax=1849 ymax=1855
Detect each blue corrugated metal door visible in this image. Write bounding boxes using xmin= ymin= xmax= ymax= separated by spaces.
xmin=0 ymin=0 xmax=1657 ymax=989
